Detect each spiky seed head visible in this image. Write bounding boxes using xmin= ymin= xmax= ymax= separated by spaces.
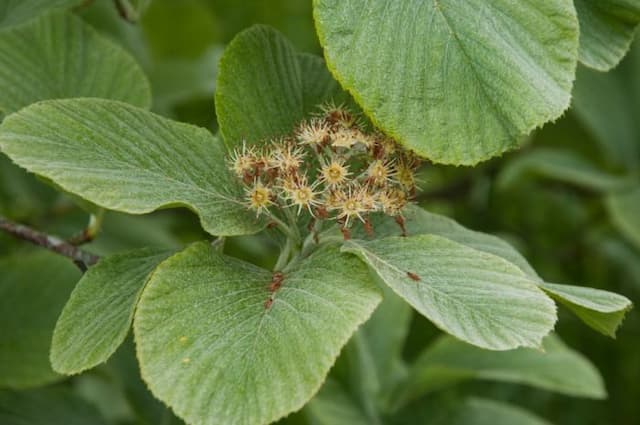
xmin=334 ymin=186 xmax=370 ymax=225
xmin=358 ymin=184 xmax=378 ymax=211
xmin=320 ymin=102 xmax=357 ymax=129
xmin=331 ymin=128 xmax=360 ymax=149
xmin=378 ymin=188 xmax=407 ymax=215
xmin=229 ymin=141 xmax=258 ymax=178
xmin=297 ymin=119 xmax=331 ymax=146
xmin=395 ymin=161 xmax=416 ymax=189
xmin=282 ymin=176 xmax=320 ymax=215
xmin=271 ymin=142 xmax=305 ymax=173
xmin=324 ymin=189 xmax=345 ymax=209
xmin=320 ymin=158 xmax=350 ymax=187
xmin=368 ymin=159 xmax=394 ymax=186
xmin=246 ymin=181 xmax=272 ymax=216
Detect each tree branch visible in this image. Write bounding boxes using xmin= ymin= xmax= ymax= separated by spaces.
xmin=0 ymin=215 xmax=100 ymax=271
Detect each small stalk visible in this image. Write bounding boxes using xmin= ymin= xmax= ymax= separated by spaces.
xmin=68 ymin=210 xmax=105 ymax=245
xmin=274 ymin=237 xmax=293 ymax=271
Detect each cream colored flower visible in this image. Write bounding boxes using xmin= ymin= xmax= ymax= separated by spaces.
xmin=296 ymin=118 xmax=331 ymax=146
xmin=229 ymin=141 xmax=258 ymax=178
xmin=245 ymin=181 xmax=272 ymax=216
xmin=320 ymin=157 xmax=350 ymax=187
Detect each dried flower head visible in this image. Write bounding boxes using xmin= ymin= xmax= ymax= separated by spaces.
xmin=245 ymin=181 xmax=272 ymax=216
xmin=229 ymin=141 xmax=258 ymax=178
xmin=320 ymin=157 xmax=350 ymax=187
xmin=296 ymin=119 xmax=331 ymax=147
xmin=333 ymin=185 xmax=370 ymax=225
xmin=271 ymin=142 xmax=305 ymax=173
xmin=367 ymin=159 xmax=394 ymax=186
xmin=395 ymin=161 xmax=416 ymax=189
xmin=319 ymin=102 xmax=358 ymax=129
xmin=331 ymin=128 xmax=360 ymax=149
xmin=284 ymin=177 xmax=320 ymax=215
xmin=228 ymin=104 xmax=422 ymax=237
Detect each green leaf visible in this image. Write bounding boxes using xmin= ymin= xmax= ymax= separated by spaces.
xmin=298 ymin=52 xmax=350 ymax=115
xmin=331 ymin=334 xmax=383 ymax=423
xmin=0 ymin=0 xmax=80 ymax=29
xmin=305 ymin=379 xmax=371 ymax=425
xmin=539 ymin=282 xmax=632 ymax=337
xmin=134 ymin=242 xmax=381 ymax=425
xmin=360 ymin=286 xmax=412 ymax=393
xmin=574 ymin=0 xmax=640 ymax=71
xmin=496 ymin=148 xmax=633 ymax=192
xmin=392 ymin=334 xmax=605 ymax=408
xmin=0 ymin=252 xmax=80 ymax=389
xmin=0 ymin=98 xmax=261 ymax=236
xmin=0 ymin=387 xmax=107 ymax=425
xmin=150 ymin=46 xmax=222 ymax=113
xmin=607 ymin=186 xmax=640 ymax=250
xmin=440 ymin=398 xmax=553 ymax=425
xmin=342 ymin=235 xmax=557 ymax=350
xmin=572 ymin=49 xmax=640 ymax=170
xmin=216 ymin=25 xmax=347 ymax=150
xmin=313 ymin=0 xmax=579 ymax=165
xmin=50 ymin=248 xmax=173 ymax=375
xmin=349 ymin=205 xmax=633 ymax=337
xmin=107 ymin=338 xmax=187 ymax=425
xmin=349 ymin=204 xmax=539 ymax=279
xmin=0 ymin=12 xmax=151 ymax=114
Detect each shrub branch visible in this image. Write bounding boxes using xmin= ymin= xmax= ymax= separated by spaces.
xmin=0 ymin=215 xmax=100 ymax=271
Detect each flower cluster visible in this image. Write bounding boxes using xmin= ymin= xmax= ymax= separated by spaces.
xmin=228 ymin=104 xmax=421 ymax=235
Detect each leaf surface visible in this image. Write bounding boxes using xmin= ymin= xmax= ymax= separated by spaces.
xmin=216 ymin=25 xmax=347 ymax=150
xmin=392 ymin=334 xmax=605 ymax=408
xmin=572 ymin=47 xmax=640 ymax=170
xmin=314 ymin=0 xmax=579 ymax=164
xmin=575 ymin=0 xmax=640 ymax=70
xmin=0 ymin=252 xmax=80 ymax=388
xmin=0 ymin=387 xmax=107 ymax=425
xmin=439 ymin=398 xmax=553 ymax=425
xmin=347 ymin=205 xmax=539 ymax=279
xmin=51 ymin=248 xmax=173 ymax=374
xmin=539 ymin=282 xmax=632 ymax=337
xmin=305 ymin=379 xmax=371 ymax=425
xmin=342 ymin=235 xmax=557 ymax=350
xmin=134 ymin=242 xmax=381 ymax=425
xmin=0 ymin=12 xmax=150 ymax=114
xmin=607 ymin=186 xmax=640 ymax=249
xmin=497 ymin=148 xmax=633 ymax=192
xmin=0 ymin=98 xmax=261 ymax=236
xmin=0 ymin=0 xmax=80 ymax=29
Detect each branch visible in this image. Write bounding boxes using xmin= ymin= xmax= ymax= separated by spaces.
xmin=114 ymin=0 xmax=141 ymax=23
xmin=0 ymin=215 xmax=100 ymax=271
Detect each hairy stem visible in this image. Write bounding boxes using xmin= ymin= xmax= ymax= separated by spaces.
xmin=0 ymin=215 xmax=100 ymax=271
